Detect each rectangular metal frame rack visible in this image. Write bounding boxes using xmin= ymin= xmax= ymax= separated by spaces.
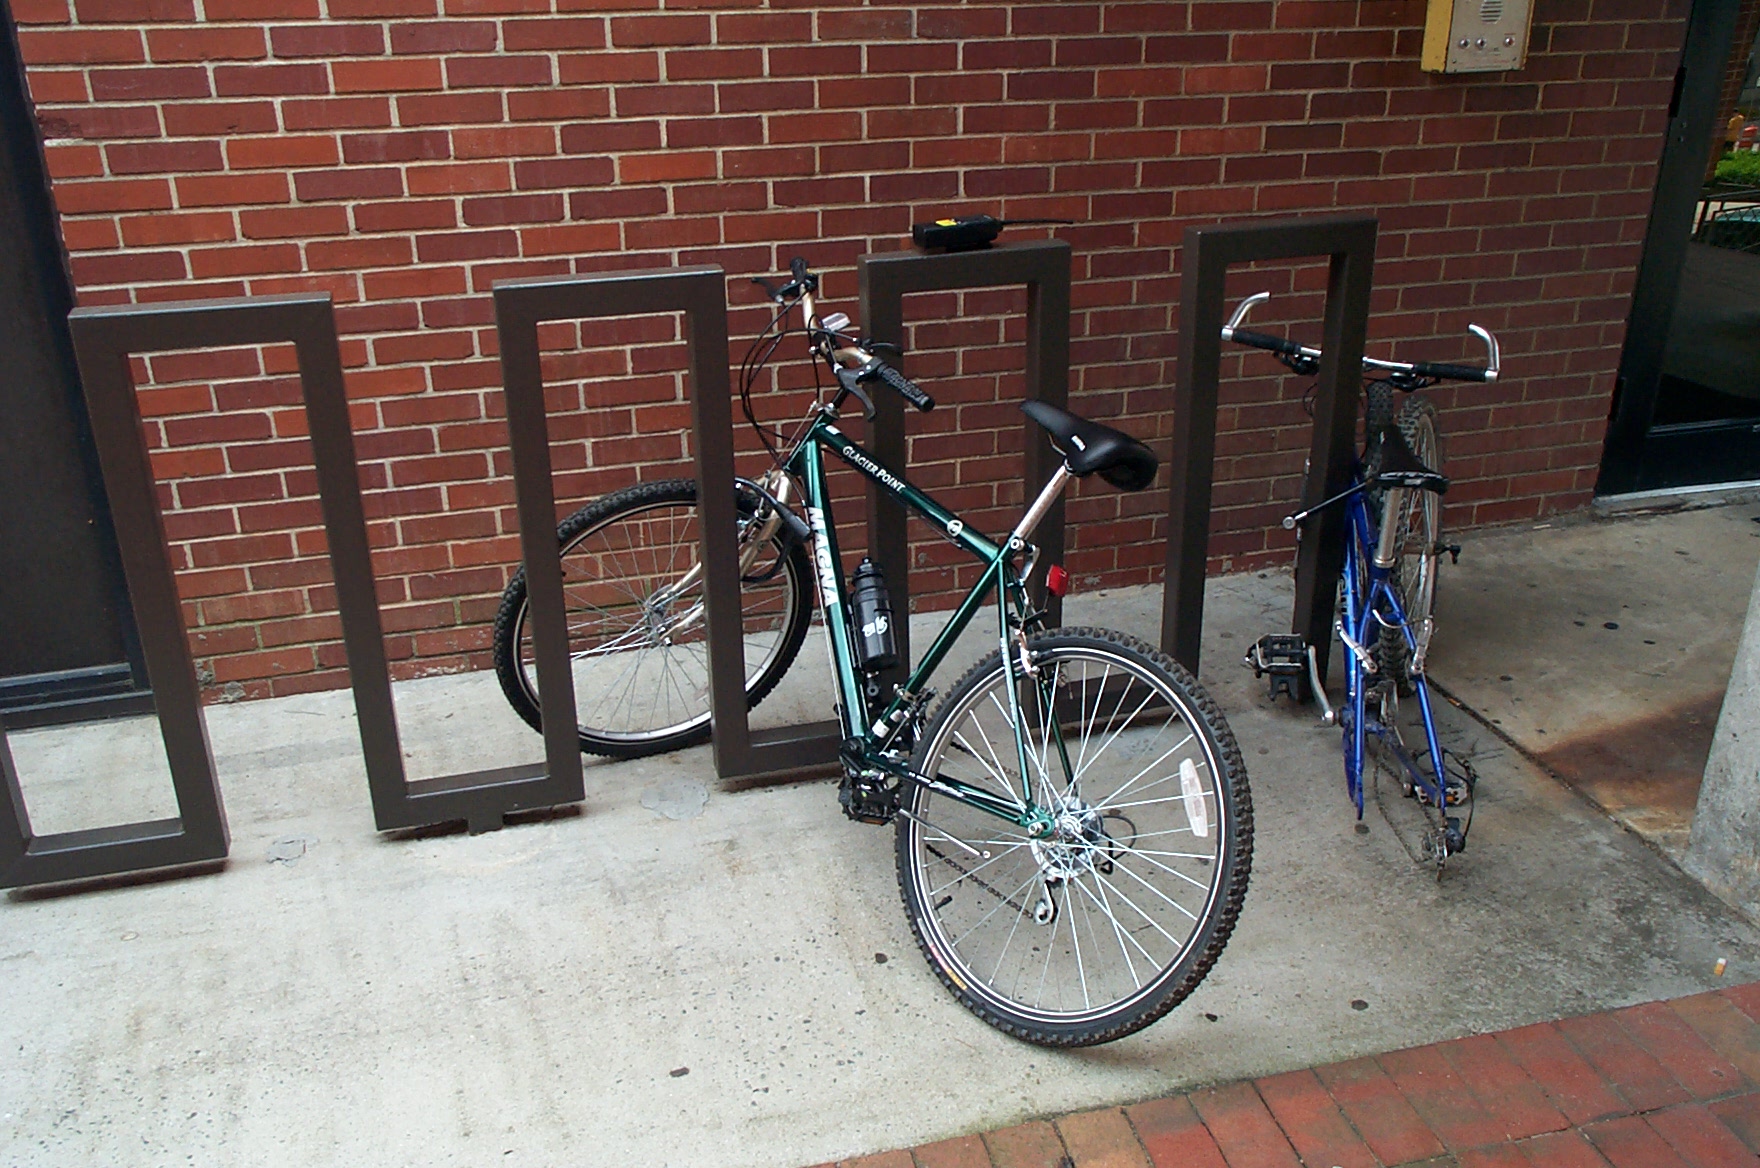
xmin=492 ymin=266 xmax=838 ymax=789
xmin=1162 ymin=214 xmax=1378 ymax=687
xmin=1 ymin=293 xmax=588 ymax=888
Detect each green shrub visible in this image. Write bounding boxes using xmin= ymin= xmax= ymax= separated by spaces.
xmin=1715 ymin=150 xmax=1760 ymax=186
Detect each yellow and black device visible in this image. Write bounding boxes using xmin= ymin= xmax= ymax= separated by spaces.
xmin=912 ymin=215 xmax=1007 ymax=252
xmin=911 ymin=215 xmax=1074 ymax=253
xmin=1421 ymin=0 xmax=1533 ymax=74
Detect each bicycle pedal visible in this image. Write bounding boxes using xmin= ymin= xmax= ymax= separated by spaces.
xmin=1244 ymin=634 xmax=1309 ymax=677
xmin=839 ymin=772 xmax=899 ymax=825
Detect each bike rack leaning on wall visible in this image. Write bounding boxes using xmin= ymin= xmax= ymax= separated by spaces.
xmin=1162 ymin=214 xmax=1378 ymax=690
xmin=491 ymin=248 xmax=1076 ymax=790
xmin=0 ymin=293 xmax=589 ymax=888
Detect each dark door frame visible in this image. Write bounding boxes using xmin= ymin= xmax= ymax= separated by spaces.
xmin=1599 ymin=0 xmax=1752 ymax=495
xmin=0 ymin=0 xmax=147 ymax=726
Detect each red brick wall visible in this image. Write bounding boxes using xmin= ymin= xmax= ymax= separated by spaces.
xmin=12 ymin=0 xmax=1684 ymax=699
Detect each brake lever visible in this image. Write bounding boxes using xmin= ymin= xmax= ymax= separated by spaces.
xmin=750 ymin=276 xmax=785 ymax=302
xmin=834 ymin=366 xmax=878 ymax=421
xmin=861 ymin=339 xmax=903 ymax=357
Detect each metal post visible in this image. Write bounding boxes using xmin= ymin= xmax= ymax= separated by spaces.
xmin=1163 ymin=215 xmax=1378 ymax=686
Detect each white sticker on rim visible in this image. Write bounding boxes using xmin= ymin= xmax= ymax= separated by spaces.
xmin=1179 ymin=757 xmax=1208 ymax=838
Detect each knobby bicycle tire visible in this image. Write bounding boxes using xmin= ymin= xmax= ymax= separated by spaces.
xmin=895 ymin=627 xmax=1252 ymax=1047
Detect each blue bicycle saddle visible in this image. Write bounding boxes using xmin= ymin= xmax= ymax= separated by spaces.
xmin=1020 ymin=400 xmax=1159 ymax=492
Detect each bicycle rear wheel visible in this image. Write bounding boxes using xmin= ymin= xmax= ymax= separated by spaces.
xmin=895 ymin=628 xmax=1252 ymax=1047
xmin=492 ymin=478 xmax=812 ymax=758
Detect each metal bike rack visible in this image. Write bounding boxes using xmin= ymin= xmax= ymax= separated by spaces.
xmin=0 ymin=293 xmax=587 ymax=888
xmin=1162 ymin=214 xmax=1378 ymax=687
xmin=858 ymin=240 xmax=1073 ymax=689
xmin=489 ymin=266 xmax=818 ymax=785
xmin=493 ymin=267 xmax=845 ymax=787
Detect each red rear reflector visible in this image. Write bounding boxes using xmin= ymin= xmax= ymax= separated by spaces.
xmin=1046 ymin=564 xmax=1071 ymax=597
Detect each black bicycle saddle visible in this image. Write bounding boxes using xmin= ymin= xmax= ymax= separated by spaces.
xmin=1020 ymin=400 xmax=1159 ymax=492
xmin=1368 ymin=424 xmax=1448 ymax=494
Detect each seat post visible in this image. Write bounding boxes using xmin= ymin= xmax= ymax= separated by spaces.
xmin=1010 ymin=464 xmax=1073 ymax=548
xmin=1373 ymin=486 xmax=1406 ymax=570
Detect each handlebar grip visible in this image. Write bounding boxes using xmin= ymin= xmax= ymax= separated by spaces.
xmin=875 ymin=362 xmax=935 ymax=412
xmin=790 ymin=256 xmax=809 ymax=283
xmin=1407 ymin=361 xmax=1492 ymax=383
xmin=1226 ymin=329 xmax=1308 ymax=357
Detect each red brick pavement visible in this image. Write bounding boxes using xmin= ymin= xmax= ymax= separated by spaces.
xmin=809 ymin=985 xmax=1760 ymax=1168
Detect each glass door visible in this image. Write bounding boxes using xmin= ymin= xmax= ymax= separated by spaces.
xmin=1600 ymin=0 xmax=1760 ymax=494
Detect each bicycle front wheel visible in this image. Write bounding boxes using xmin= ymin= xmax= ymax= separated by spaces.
xmin=896 ymin=628 xmax=1252 ymax=1047
xmin=1377 ymin=397 xmax=1443 ymax=688
xmin=492 ymin=478 xmax=812 ymax=758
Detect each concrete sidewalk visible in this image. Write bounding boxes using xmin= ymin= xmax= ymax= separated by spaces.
xmin=3 ymin=502 xmax=1759 ymax=1166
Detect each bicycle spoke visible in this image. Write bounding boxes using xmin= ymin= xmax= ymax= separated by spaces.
xmin=1073 ymin=873 xmax=1153 ymax=983
xmin=1092 ymin=732 xmax=1199 ymax=812
xmin=1101 ymin=842 xmax=1211 ymax=904
xmin=1090 ymin=866 xmax=1196 ymax=944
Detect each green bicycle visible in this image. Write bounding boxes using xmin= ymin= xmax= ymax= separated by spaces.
xmin=493 ymin=259 xmax=1253 ymax=1046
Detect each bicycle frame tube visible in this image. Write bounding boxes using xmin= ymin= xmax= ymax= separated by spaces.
xmin=784 ymin=413 xmax=1044 ymax=827
xmin=1341 ymin=485 xmax=1449 ymax=816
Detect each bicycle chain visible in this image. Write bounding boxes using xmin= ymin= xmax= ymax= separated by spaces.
xmin=926 ymin=844 xmax=1033 ymax=916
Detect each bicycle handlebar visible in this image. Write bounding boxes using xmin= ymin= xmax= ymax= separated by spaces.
xmin=1221 ymin=292 xmax=1499 ymax=383
xmin=1405 ymin=359 xmax=1493 ymax=383
xmin=1225 ymin=329 xmax=1311 ymax=360
xmin=778 ymin=257 xmax=936 ymax=414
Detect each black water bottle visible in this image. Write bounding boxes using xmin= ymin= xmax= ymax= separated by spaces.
xmin=849 ymin=557 xmax=898 ymax=672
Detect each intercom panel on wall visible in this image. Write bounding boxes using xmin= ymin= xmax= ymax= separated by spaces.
xmin=1422 ymin=0 xmax=1533 ymax=74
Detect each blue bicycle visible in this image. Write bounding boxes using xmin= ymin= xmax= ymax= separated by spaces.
xmin=1226 ymin=294 xmax=1500 ymax=873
